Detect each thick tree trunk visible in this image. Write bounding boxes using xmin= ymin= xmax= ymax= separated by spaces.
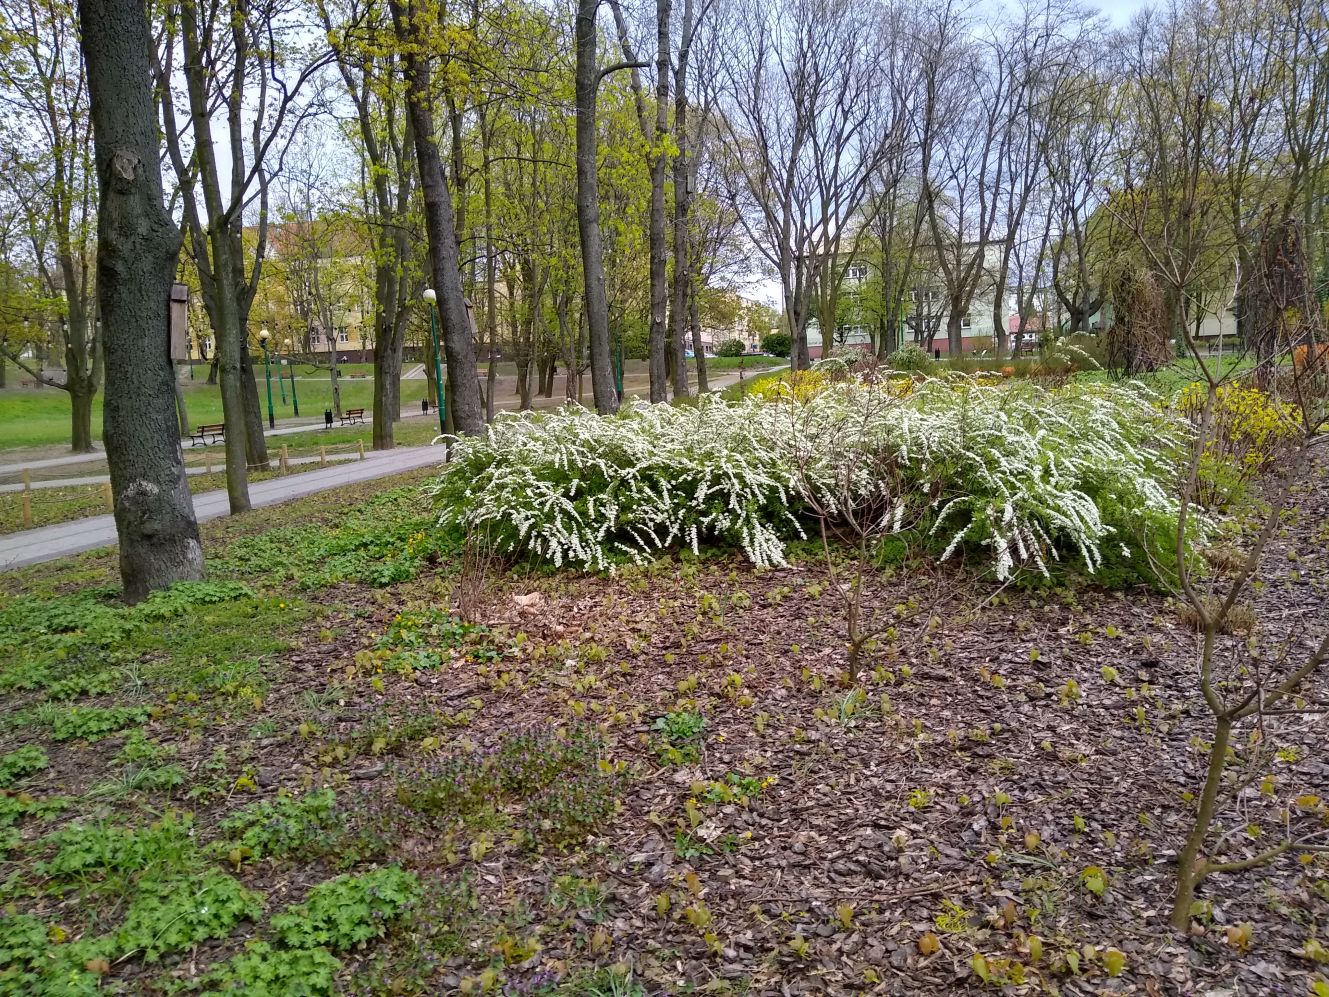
xmin=575 ymin=0 xmax=621 ymax=415
xmin=947 ymin=308 xmax=963 ymax=356
xmin=68 ymin=375 xmax=95 ymax=453
xmin=80 ymin=0 xmax=203 ymax=600
xmin=391 ymin=0 xmax=484 ymax=436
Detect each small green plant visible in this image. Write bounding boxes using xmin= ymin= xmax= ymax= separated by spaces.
xmin=217 ymin=789 xmax=340 ymax=862
xmin=654 ymin=711 xmax=705 ymax=764
xmin=271 ymin=866 xmax=420 ymax=950
xmin=38 ymin=704 xmax=150 ymax=742
xmin=197 ymin=941 xmax=342 ymax=996
xmin=116 ymin=871 xmax=262 ymax=962
xmin=0 ymin=745 xmax=48 ymax=788
xmin=908 ymin=788 xmax=934 ymax=810
xmin=38 ymin=811 xmax=197 ymax=882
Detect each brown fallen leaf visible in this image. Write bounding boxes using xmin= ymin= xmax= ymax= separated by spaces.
xmin=918 ymin=932 xmax=940 ymax=956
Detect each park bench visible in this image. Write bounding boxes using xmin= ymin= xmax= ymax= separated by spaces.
xmin=19 ymin=378 xmax=37 ymax=388
xmin=189 ymin=423 xmax=225 ymax=446
xmin=339 ymin=408 xmax=366 ymax=426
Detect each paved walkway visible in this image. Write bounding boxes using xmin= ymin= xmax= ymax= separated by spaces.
xmin=0 ymin=445 xmax=446 ymax=572
xmin=0 ymin=450 xmax=369 ymax=494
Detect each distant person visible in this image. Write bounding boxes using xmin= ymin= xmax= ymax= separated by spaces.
xmin=324 ymin=407 xmax=333 ymax=429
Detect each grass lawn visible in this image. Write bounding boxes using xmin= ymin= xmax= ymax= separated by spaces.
xmin=1 ymin=357 xmax=750 ymax=453
xmin=1 ymin=445 xmax=1325 ymax=995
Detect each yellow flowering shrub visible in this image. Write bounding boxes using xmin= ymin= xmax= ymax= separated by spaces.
xmin=1177 ymin=381 xmax=1301 ymax=506
xmin=748 ymin=369 xmax=831 ymax=403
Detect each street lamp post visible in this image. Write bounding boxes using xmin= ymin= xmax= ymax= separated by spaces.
xmin=283 ymin=338 xmax=300 ymax=417
xmin=422 ymin=289 xmax=446 ymax=436
xmin=258 ymin=328 xmax=275 ymax=429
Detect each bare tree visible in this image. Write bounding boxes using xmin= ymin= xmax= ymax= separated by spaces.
xmin=574 ymin=0 xmax=645 ymax=414
xmin=0 ymin=0 xmax=100 ymax=451
xmin=389 ymin=0 xmax=485 ymax=435
xmin=1164 ymin=214 xmax=1328 ymax=928
xmin=154 ymin=0 xmax=332 ymax=510
xmin=921 ymin=3 xmax=1015 ymax=357
xmin=317 ymin=0 xmax=417 ymax=450
xmin=715 ymin=0 xmax=894 ymax=370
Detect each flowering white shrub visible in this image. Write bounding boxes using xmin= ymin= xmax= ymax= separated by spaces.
xmin=428 ymin=376 xmax=1193 ymax=580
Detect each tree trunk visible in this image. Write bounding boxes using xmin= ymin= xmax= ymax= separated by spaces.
xmin=391 ymin=0 xmax=485 ymax=436
xmin=947 ymin=308 xmax=963 ymax=357
xmin=575 ymin=0 xmax=621 ymax=415
xmin=80 ymin=0 xmax=204 ymax=601
xmin=689 ymin=281 xmax=707 ymax=393
xmin=647 ymin=0 xmax=673 ymax=402
xmin=1171 ymin=715 xmax=1232 ymax=929
xmin=669 ymin=0 xmax=701 ymax=398
xmin=239 ymin=344 xmax=269 ymax=470
xmin=372 ymin=314 xmax=403 ymax=450
xmin=68 ymin=374 xmax=96 ymax=453
xmin=481 ymin=117 xmax=499 ymax=423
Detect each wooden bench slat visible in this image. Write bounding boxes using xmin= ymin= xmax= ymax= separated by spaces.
xmin=189 ymin=423 xmax=226 ymax=446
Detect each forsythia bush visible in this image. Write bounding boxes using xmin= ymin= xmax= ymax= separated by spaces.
xmin=747 ymin=369 xmax=831 ymax=403
xmin=429 ymin=377 xmax=1192 ymax=581
xmin=1176 ymin=381 xmax=1301 ymax=506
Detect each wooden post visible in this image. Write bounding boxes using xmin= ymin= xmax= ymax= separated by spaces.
xmin=102 ymin=482 xmax=114 ymax=511
xmin=319 ymin=446 xmax=327 ymax=468
xmin=206 ymin=453 xmax=213 ymax=475
xmin=357 ymin=439 xmax=365 ymax=461
xmin=280 ymin=445 xmax=289 ymax=474
xmin=20 ymin=471 xmax=33 ymax=528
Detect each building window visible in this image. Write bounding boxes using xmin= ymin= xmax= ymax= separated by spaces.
xmin=339 ymin=328 xmax=350 ymax=344
xmin=961 ymin=313 xmax=972 ymax=330
xmin=845 ymin=263 xmax=867 ymax=281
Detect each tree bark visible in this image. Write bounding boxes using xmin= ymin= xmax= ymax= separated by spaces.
xmin=575 ymin=0 xmax=621 ymax=415
xmin=80 ymin=0 xmax=204 ymax=601
xmin=372 ymin=314 xmax=403 ymax=449
xmin=69 ymin=379 xmax=95 ymax=453
xmin=648 ymin=0 xmax=674 ymax=401
xmin=391 ymin=0 xmax=485 ymax=436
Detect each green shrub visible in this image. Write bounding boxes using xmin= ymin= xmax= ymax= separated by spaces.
xmin=760 ymin=331 xmax=792 ymax=357
xmin=434 ymin=377 xmax=1191 ymax=584
xmin=717 ymin=338 xmax=747 ymax=357
xmin=886 ymin=343 xmax=934 ymax=372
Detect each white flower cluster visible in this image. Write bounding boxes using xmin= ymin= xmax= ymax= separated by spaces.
xmin=428 ymin=375 xmax=1190 ymax=579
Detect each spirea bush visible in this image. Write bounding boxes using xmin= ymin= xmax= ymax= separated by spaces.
xmin=428 ymin=376 xmax=1193 ymax=581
